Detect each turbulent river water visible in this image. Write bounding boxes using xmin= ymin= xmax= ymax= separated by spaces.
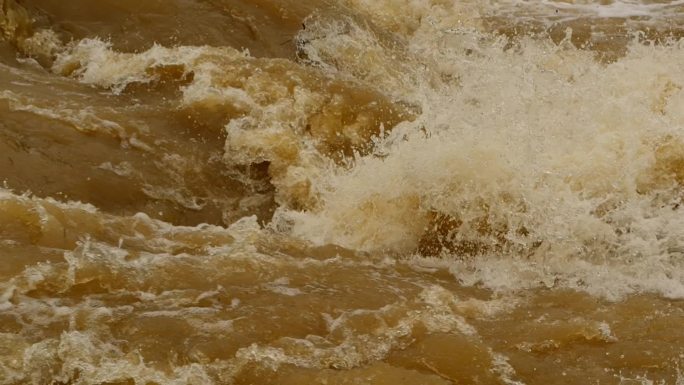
xmin=2 ymin=0 xmax=684 ymax=384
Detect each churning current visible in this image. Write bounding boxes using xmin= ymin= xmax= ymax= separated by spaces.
xmin=2 ymin=0 xmax=684 ymax=384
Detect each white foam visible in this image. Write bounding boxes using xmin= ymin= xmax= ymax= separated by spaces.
xmin=278 ymin=6 xmax=684 ymax=300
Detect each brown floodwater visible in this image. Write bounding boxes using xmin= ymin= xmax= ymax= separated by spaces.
xmin=2 ymin=0 xmax=684 ymax=384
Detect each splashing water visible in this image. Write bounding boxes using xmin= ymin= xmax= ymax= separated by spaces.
xmin=2 ymin=0 xmax=684 ymax=384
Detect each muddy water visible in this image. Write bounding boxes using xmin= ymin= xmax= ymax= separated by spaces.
xmin=2 ymin=0 xmax=684 ymax=384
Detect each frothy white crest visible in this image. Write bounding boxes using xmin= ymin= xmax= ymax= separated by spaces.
xmin=52 ymin=39 xmax=206 ymax=94
xmin=277 ymin=5 xmax=684 ymax=299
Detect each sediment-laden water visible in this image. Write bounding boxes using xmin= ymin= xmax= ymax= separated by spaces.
xmin=2 ymin=0 xmax=684 ymax=384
